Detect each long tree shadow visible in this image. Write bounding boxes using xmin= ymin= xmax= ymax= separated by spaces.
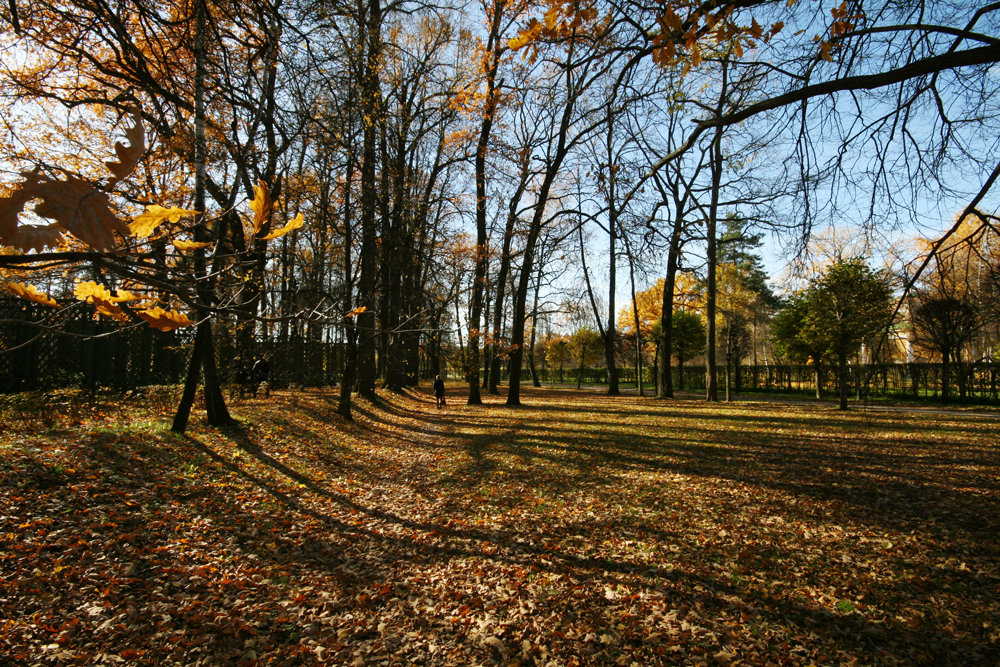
xmin=177 ymin=400 xmax=998 ymax=664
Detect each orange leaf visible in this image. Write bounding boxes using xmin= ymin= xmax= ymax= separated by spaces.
xmin=2 ymin=223 xmax=65 ymax=252
xmin=105 ymin=110 xmax=145 ymax=185
xmin=819 ymin=40 xmax=834 ymax=62
xmin=346 ymin=305 xmax=367 ymax=318
xmin=110 ymin=288 xmax=141 ymax=303
xmin=94 ymin=302 xmax=129 ymax=322
xmin=0 ymin=191 xmax=29 ymax=242
xmin=137 ymin=307 xmax=193 ymax=331
xmin=5 ymin=281 xmax=58 ymax=307
xmin=21 ymin=173 xmax=128 ymax=251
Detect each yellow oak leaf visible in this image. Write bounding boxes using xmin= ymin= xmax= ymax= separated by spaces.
xmin=111 ymin=288 xmax=140 ymax=303
xmin=172 ymin=239 xmax=212 ymax=251
xmin=131 ymin=205 xmax=200 ymax=239
xmin=249 ymin=180 xmax=272 ymax=236
xmin=5 ymin=281 xmax=58 ymax=307
xmin=94 ymin=302 xmax=129 ymax=322
xmin=261 ymin=212 xmax=304 ymax=240
xmin=137 ymin=307 xmax=193 ymax=331
xmin=74 ymin=280 xmax=114 ymax=304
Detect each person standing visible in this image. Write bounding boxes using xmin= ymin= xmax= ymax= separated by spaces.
xmin=253 ymin=354 xmax=271 ymax=398
xmin=432 ymin=374 xmax=445 ymax=408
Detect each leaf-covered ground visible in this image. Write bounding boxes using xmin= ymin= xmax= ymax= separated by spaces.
xmin=2 ymin=386 xmax=998 ymax=665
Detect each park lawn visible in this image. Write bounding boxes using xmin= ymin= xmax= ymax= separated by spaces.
xmin=1 ymin=386 xmax=998 ymax=665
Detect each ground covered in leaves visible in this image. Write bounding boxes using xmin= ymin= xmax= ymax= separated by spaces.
xmin=1 ymin=386 xmax=998 ymax=665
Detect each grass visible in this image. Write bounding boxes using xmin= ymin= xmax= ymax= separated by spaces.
xmin=1 ymin=384 xmax=998 ymax=665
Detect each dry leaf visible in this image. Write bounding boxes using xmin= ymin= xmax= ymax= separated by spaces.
xmin=2 ymin=223 xmax=65 ymax=252
xmin=73 ymin=281 xmax=130 ymax=321
xmin=0 ymin=191 xmax=29 ymax=242
xmin=22 ymin=173 xmax=128 ymax=251
xmin=5 ymin=281 xmax=58 ymax=307
xmin=110 ymin=288 xmax=141 ymax=303
xmin=105 ymin=110 xmax=145 ymax=185
xmin=74 ymin=280 xmax=115 ymax=304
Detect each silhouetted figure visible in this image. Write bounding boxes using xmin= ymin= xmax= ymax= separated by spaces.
xmin=253 ymin=354 xmax=270 ymax=398
xmin=433 ymin=374 xmax=445 ymax=408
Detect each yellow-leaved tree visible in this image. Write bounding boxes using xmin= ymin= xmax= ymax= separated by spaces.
xmin=0 ymin=112 xmax=305 ymax=431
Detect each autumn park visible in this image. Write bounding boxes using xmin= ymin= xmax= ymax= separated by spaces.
xmin=2 ymin=0 xmax=999 ymax=664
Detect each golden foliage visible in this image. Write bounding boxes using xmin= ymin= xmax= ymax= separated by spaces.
xmin=136 ymin=307 xmax=193 ymax=331
xmin=5 ymin=281 xmax=59 ymax=307
xmin=73 ymin=280 xmax=129 ymax=321
xmin=261 ymin=212 xmax=304 ymax=240
xmin=172 ymin=239 xmax=212 ymax=251
xmin=130 ymin=205 xmax=200 ymax=239
xmin=249 ymin=180 xmax=273 ymax=237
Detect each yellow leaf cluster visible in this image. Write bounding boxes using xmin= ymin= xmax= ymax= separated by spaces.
xmin=136 ymin=307 xmax=193 ymax=331
xmin=245 ymin=181 xmax=307 ymax=242
xmin=172 ymin=239 xmax=212 ymax=251
xmin=73 ymin=281 xmax=129 ymax=322
xmin=5 ymin=282 xmax=59 ymax=308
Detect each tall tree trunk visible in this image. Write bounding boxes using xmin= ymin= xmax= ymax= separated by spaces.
xmin=705 ymin=126 xmax=722 ymax=403
xmin=338 ymin=139 xmax=357 ymax=420
xmin=837 ymin=348 xmax=849 ymax=410
xmin=604 ymin=129 xmax=619 ymax=396
xmin=528 ymin=262 xmax=543 ymax=388
xmin=704 ymin=56 xmax=730 ymax=403
xmin=172 ymin=321 xmax=207 ymax=433
xmin=623 ymin=236 xmax=644 ymax=395
xmin=508 ymin=55 xmax=577 ymax=406
xmin=172 ymin=0 xmax=230 ymax=432
xmin=356 ymin=0 xmax=382 ymax=398
xmin=941 ymin=346 xmax=952 ymax=401
xmin=658 ymin=222 xmax=682 ymax=399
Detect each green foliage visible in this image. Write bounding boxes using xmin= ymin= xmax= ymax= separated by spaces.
xmin=772 ymin=258 xmax=895 ymax=406
xmin=810 ymin=258 xmax=894 ymax=360
xmin=773 ymin=259 xmax=894 ymax=364
xmin=671 ymin=309 xmax=706 ymax=363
